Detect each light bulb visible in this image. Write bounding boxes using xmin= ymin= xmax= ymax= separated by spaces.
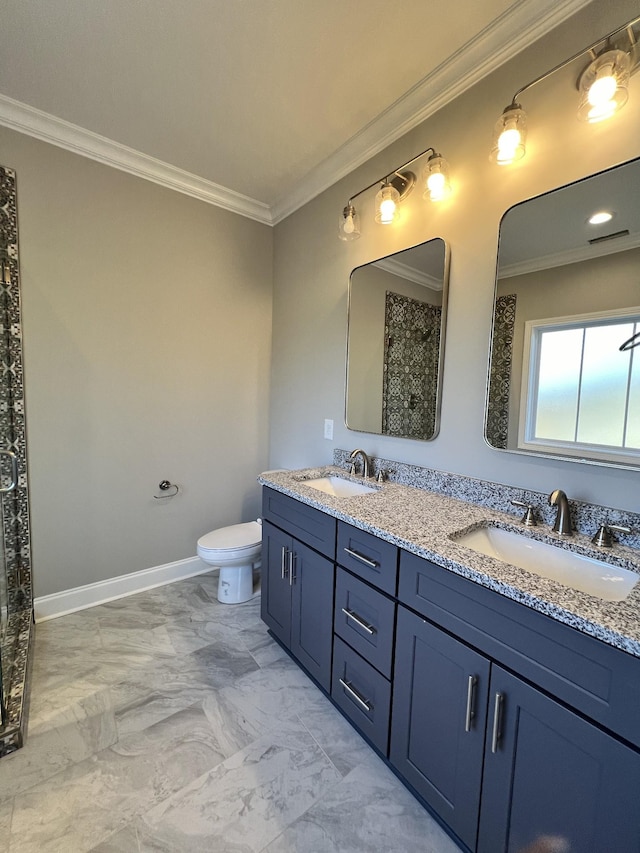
xmin=375 ymin=183 xmax=400 ymax=225
xmin=490 ymin=104 xmax=527 ymax=165
xmin=589 ymin=68 xmax=617 ymax=106
xmin=497 ymin=127 xmax=521 ymax=162
xmin=379 ymin=198 xmax=396 ymax=223
xmin=338 ymin=204 xmax=360 ymax=241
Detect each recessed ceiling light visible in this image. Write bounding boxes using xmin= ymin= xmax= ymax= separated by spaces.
xmin=588 ymin=211 xmax=614 ymax=225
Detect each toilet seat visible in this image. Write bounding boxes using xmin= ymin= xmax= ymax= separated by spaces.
xmin=197 ymin=521 xmax=262 ymax=552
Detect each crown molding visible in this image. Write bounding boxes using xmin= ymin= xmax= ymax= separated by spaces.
xmin=0 ymin=94 xmax=273 ymax=225
xmin=373 ymin=257 xmax=443 ymax=291
xmin=270 ymin=0 xmax=592 ymax=224
xmin=498 ymin=231 xmax=640 ymax=279
xmin=0 ymin=0 xmax=591 ymax=225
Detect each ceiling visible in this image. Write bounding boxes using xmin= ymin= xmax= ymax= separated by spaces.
xmin=0 ymin=0 xmax=592 ymax=224
xmin=498 ymin=157 xmax=640 ymax=276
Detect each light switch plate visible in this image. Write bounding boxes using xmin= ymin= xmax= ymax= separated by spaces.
xmin=324 ymin=419 xmax=334 ymax=440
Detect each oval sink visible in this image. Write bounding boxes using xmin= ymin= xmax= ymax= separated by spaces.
xmin=453 ymin=525 xmax=639 ymax=602
xmin=302 ymin=476 xmax=378 ymax=497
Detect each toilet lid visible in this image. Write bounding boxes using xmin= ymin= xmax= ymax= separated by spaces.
xmin=197 ymin=521 xmax=262 ymax=551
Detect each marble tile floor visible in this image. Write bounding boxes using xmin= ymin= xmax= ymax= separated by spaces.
xmin=0 ymin=572 xmax=463 ymax=853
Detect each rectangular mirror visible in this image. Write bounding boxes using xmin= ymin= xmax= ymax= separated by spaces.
xmin=346 ymin=238 xmax=450 ymax=441
xmin=486 ymin=157 xmax=640 ymax=469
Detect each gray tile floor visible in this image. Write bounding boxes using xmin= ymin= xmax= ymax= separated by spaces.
xmin=0 ymin=572 xmax=463 ymax=852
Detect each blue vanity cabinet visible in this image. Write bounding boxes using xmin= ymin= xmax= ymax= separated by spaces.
xmin=391 ymin=605 xmax=490 ymax=851
xmin=395 ymin=549 xmax=640 ymax=851
xmin=392 ymin=603 xmax=640 ymax=852
xmin=477 ymin=665 xmax=640 ymax=853
xmin=261 ymin=486 xmax=640 ymax=851
xmin=261 ymin=490 xmax=336 ymax=691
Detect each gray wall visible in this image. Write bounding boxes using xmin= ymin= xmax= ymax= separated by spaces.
xmin=269 ymin=0 xmax=640 ymax=513
xmin=1 ymin=127 xmax=273 ymax=597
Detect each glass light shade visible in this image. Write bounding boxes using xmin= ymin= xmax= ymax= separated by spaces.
xmin=577 ymin=49 xmax=631 ymax=123
xmin=423 ymin=155 xmax=451 ymax=201
xmin=375 ymin=182 xmax=400 ymax=224
xmin=490 ymin=104 xmax=527 ymax=165
xmin=338 ymin=204 xmax=360 ymax=241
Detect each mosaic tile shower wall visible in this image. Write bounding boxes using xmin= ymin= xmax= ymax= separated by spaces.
xmin=382 ymin=291 xmax=441 ymax=440
xmin=486 ymin=293 xmax=517 ymax=449
xmin=0 ymin=165 xmax=33 ymax=756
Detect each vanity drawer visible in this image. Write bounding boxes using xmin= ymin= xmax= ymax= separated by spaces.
xmin=262 ymin=487 xmax=336 ymax=559
xmin=337 ymin=521 xmax=398 ymax=595
xmin=334 ymin=568 xmax=396 ymax=678
xmin=331 ymin=636 xmax=391 ymax=755
xmin=399 ymin=550 xmax=640 ymax=747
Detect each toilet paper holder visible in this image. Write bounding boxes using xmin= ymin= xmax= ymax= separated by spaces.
xmin=154 ymin=480 xmax=179 ymax=499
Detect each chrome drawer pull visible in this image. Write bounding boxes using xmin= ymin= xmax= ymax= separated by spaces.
xmin=491 ymin=692 xmax=504 ymax=753
xmin=280 ymin=546 xmax=288 ymax=580
xmin=288 ymin=550 xmax=296 ymax=587
xmin=339 ymin=677 xmax=372 ymax=712
xmin=465 ymin=675 xmax=477 ymax=733
xmin=341 ymin=607 xmax=376 ymax=635
xmin=344 ymin=547 xmax=379 ymax=569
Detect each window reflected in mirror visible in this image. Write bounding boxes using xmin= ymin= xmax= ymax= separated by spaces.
xmin=486 ymin=157 xmax=640 ymax=469
xmin=346 ymin=238 xmax=449 ymax=441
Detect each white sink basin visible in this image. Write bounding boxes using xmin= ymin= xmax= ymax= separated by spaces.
xmin=454 ymin=525 xmax=639 ymax=602
xmin=302 ymin=476 xmax=378 ymax=497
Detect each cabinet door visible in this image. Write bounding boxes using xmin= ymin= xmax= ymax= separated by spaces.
xmin=290 ymin=539 xmax=335 ymax=691
xmin=479 ymin=665 xmax=640 ymax=853
xmin=260 ymin=520 xmax=292 ymax=646
xmin=390 ymin=606 xmax=490 ymax=851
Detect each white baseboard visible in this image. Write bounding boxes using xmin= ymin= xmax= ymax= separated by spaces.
xmin=34 ymin=556 xmax=212 ymax=622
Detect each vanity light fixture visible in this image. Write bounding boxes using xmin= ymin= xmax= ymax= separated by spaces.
xmin=490 ymin=14 xmax=639 ymax=165
xmin=577 ymin=48 xmax=631 ymax=123
xmin=338 ymin=147 xmax=450 ymax=241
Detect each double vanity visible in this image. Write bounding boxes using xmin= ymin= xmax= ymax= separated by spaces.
xmin=259 ymin=463 xmax=640 ymax=853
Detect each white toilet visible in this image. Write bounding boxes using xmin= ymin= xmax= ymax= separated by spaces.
xmin=197 ymin=520 xmax=262 ymax=604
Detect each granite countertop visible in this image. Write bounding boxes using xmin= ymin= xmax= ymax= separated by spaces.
xmin=258 ymin=466 xmax=640 ymax=658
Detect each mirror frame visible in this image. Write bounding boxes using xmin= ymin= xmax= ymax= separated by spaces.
xmin=484 ymin=157 xmax=640 ymax=471
xmin=345 ymin=238 xmax=451 ymax=441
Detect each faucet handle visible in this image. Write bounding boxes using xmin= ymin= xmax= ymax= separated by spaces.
xmin=511 ymin=500 xmax=537 ymax=527
xmin=376 ymin=468 xmax=395 ymax=483
xmin=591 ymin=522 xmax=632 ymax=548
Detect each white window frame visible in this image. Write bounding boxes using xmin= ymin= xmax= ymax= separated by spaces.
xmin=518 ymin=307 xmax=640 ymax=464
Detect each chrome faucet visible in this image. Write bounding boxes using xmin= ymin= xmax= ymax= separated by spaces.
xmin=349 ymin=448 xmax=372 ymax=479
xmin=548 ymin=489 xmax=573 ymax=537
